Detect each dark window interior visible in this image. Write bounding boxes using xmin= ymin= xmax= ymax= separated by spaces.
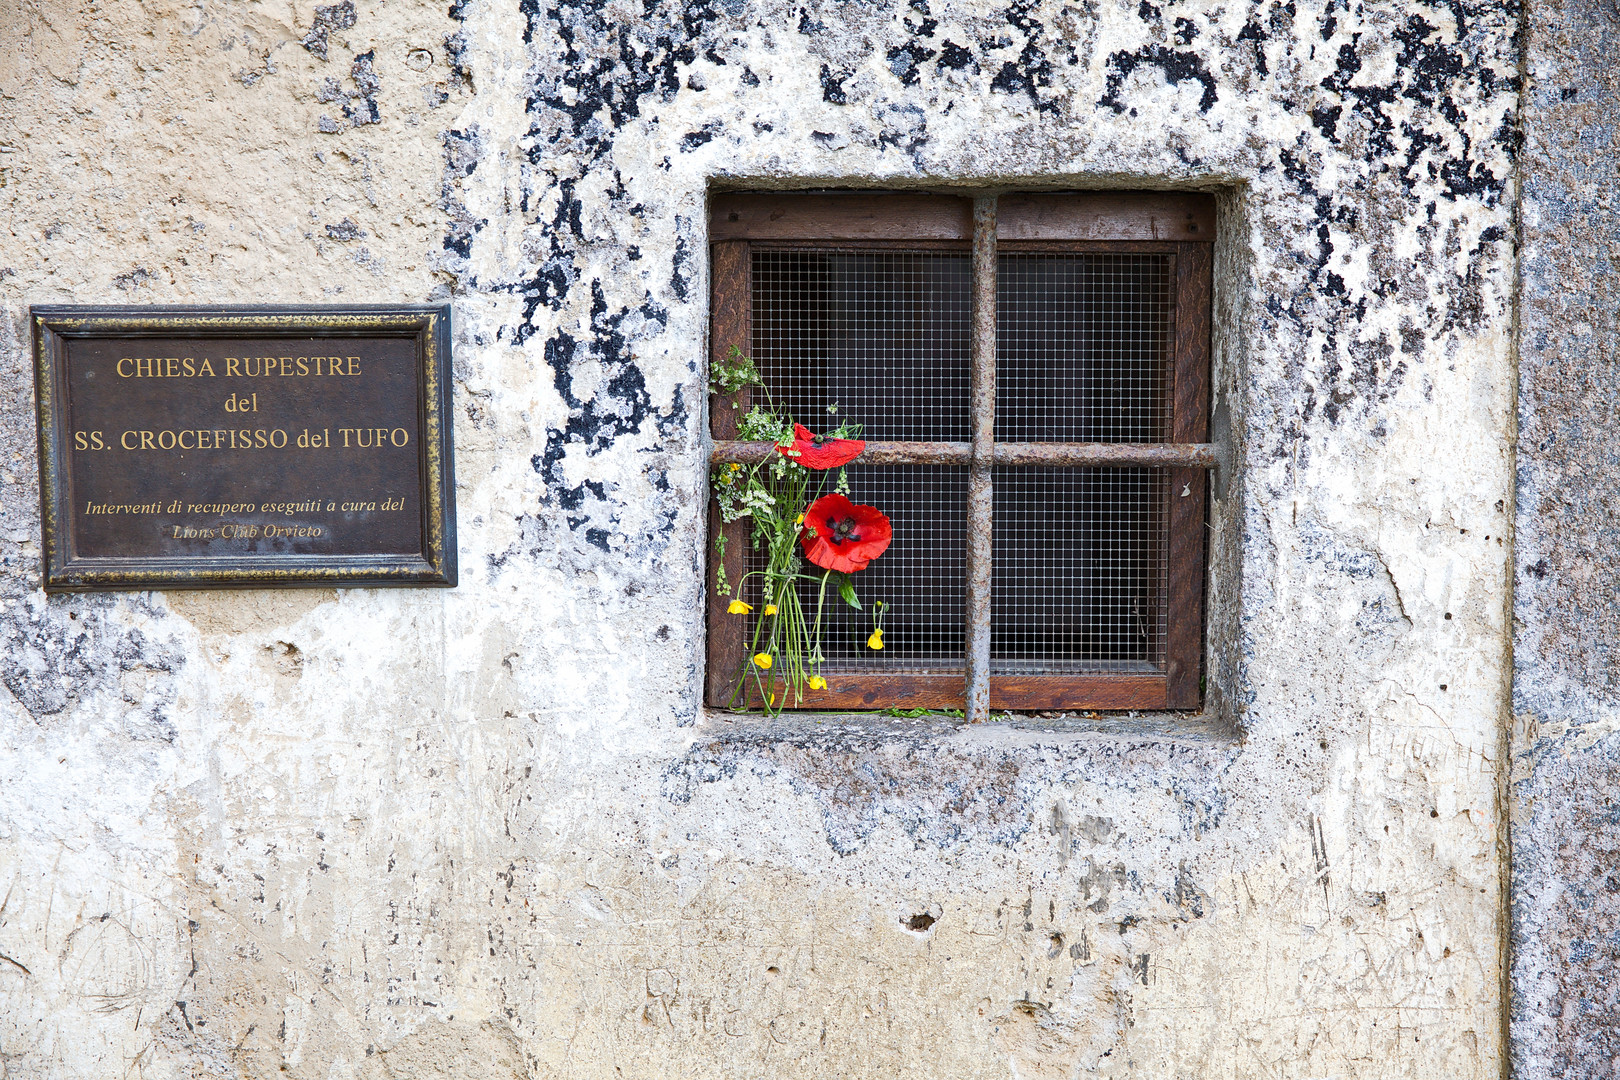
xmin=744 ymin=246 xmax=1174 ymax=675
xmin=996 ymin=253 xmax=1172 ymax=442
xmin=752 ymin=249 xmax=972 ymax=442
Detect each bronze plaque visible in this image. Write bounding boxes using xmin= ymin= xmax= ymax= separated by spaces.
xmin=32 ymin=306 xmax=455 ymax=590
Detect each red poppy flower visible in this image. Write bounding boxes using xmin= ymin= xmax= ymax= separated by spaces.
xmin=801 ymin=494 xmax=892 ymax=574
xmin=777 ymin=424 xmax=866 ymax=470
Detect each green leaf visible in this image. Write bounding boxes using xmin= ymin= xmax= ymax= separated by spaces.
xmin=837 ymin=575 xmax=861 ymax=611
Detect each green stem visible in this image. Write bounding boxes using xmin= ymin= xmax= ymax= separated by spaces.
xmin=811 ymin=569 xmax=831 ymax=669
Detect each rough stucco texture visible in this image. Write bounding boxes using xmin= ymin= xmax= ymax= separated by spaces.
xmin=0 ymin=0 xmax=1518 ymax=1077
xmin=1510 ymin=0 xmax=1620 ymax=1075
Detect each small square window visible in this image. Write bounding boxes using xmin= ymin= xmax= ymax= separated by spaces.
xmin=706 ymin=192 xmax=1214 ymax=717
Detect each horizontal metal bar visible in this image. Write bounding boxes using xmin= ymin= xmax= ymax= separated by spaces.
xmin=710 ymin=440 xmax=1219 ymax=469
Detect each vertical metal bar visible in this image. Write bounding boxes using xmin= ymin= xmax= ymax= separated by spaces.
xmin=965 ymin=196 xmax=997 ymax=722
xmin=706 ymin=241 xmax=752 ymax=708
xmin=1165 ymin=242 xmax=1212 ymax=707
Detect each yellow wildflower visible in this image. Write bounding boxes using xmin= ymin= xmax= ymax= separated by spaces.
xmin=768 ymin=693 xmax=776 ymax=706
xmin=807 ymin=675 xmax=828 ymax=690
xmin=763 ymin=603 xmax=778 ymax=616
xmin=795 ymin=513 xmax=805 ymax=526
xmin=727 ymin=599 xmax=752 ymax=615
xmin=753 ymin=653 xmax=773 ymax=670
xmin=867 ymin=629 xmax=885 ymax=650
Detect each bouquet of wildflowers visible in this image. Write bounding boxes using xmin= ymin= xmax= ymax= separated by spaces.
xmin=711 ymin=349 xmax=892 ymax=713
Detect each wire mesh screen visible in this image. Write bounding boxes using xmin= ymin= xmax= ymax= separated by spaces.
xmin=996 ymin=253 xmax=1174 ymax=442
xmin=732 ymin=241 xmax=1180 ymax=695
xmin=991 ymin=467 xmax=1168 ymax=673
xmin=752 ymin=248 xmax=971 ymax=441
xmin=744 ymin=466 xmax=968 ymax=671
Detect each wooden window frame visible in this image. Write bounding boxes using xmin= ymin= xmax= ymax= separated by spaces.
xmin=706 ymin=192 xmax=1215 ymax=719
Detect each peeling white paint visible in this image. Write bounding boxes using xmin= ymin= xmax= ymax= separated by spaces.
xmin=0 ymin=0 xmax=1530 ymax=1075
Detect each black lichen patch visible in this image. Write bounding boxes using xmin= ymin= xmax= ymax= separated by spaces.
xmin=439 ymin=127 xmax=486 ymax=264
xmin=523 ymin=0 xmax=718 ymax=168
xmin=664 ymin=734 xmax=1034 ymax=854
xmin=875 ymin=102 xmax=930 ymax=167
xmin=1312 ymin=12 xmax=1512 ymax=205
xmin=1170 ymin=862 xmax=1210 ymax=919
xmin=511 ymin=178 xmax=586 ymax=330
xmin=531 ymin=281 xmax=677 ymax=528
xmin=1236 ymin=17 xmax=1269 ymax=76
xmin=443 ymin=126 xmax=481 ymax=178
xmin=1100 ymin=44 xmax=1218 ymax=113
xmin=301 ymin=0 xmax=357 ymax=62
xmin=665 ymin=730 xmax=1232 ymax=856
xmin=680 ymin=122 xmax=721 ymax=150
xmin=0 ymin=600 xmax=183 ymax=730
xmin=887 ymin=42 xmax=937 ymax=86
xmin=987 ymin=0 xmax=1057 ymax=109
xmin=937 ymin=40 xmax=976 ymax=71
xmin=498 ymin=0 xmax=733 ymax=347
xmin=1309 ymin=103 xmax=1342 ymax=141
xmin=443 ymin=27 xmax=473 ymax=88
xmin=347 ymin=51 xmax=382 ymax=126
xmin=670 ymin=231 xmax=693 ymax=302
xmin=797 ymin=5 xmax=828 ymax=35
xmin=315 ymin=50 xmax=382 ymax=128
xmin=1238 ymin=1 xmax=1518 ymax=441
xmin=820 ymin=64 xmax=850 ymax=104
xmin=112 ymin=267 xmax=157 ymax=291
xmin=324 ymin=218 xmax=363 ymax=242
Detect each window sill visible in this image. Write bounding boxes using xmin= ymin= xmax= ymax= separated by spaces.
xmin=696 ymin=707 xmax=1238 ymax=744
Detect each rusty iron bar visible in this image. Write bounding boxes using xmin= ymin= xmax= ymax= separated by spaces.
xmin=965 ymin=196 xmax=997 ymax=724
xmin=992 ymin=442 xmax=1217 ymax=468
xmin=709 ymin=440 xmax=1219 ymax=468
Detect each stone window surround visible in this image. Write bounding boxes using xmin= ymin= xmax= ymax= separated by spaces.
xmin=697 ymin=185 xmax=1248 ymax=739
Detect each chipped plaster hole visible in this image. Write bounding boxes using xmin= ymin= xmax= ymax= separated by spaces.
xmin=904 ymin=912 xmax=936 ymax=932
xmin=265 ymin=641 xmax=304 ymax=678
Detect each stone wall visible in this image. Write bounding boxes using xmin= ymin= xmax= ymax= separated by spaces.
xmin=1511 ymin=0 xmax=1620 ymax=1075
xmin=0 ymin=0 xmax=1525 ymax=1076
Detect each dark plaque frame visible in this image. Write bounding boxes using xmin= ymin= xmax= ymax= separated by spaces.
xmin=32 ymin=305 xmax=456 ymax=591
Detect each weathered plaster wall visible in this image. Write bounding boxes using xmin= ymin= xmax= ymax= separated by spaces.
xmin=1510 ymin=0 xmax=1620 ymax=1075
xmin=0 ymin=0 xmax=1519 ymax=1076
